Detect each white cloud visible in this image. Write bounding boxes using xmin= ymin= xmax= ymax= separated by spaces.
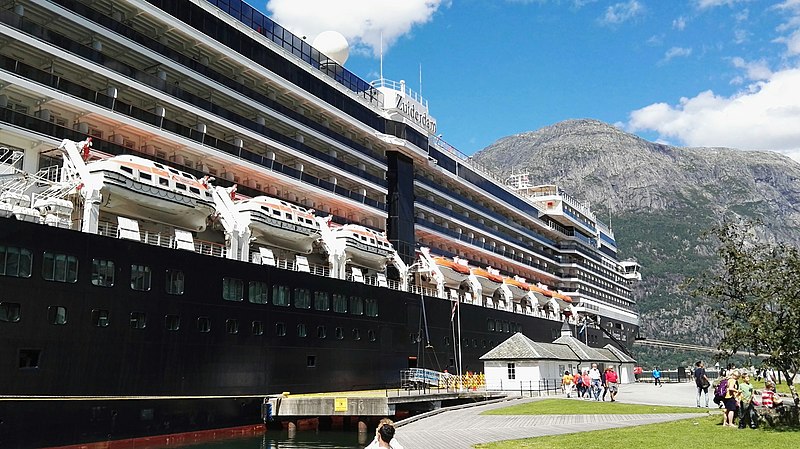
xmin=696 ymin=0 xmax=747 ymax=9
xmin=661 ymin=46 xmax=693 ymax=64
xmin=600 ymin=1 xmax=644 ymax=26
xmin=731 ymin=57 xmax=772 ymax=81
xmin=673 ymin=16 xmax=687 ymax=31
xmin=628 ymin=68 xmax=800 ymax=159
xmin=265 ymin=0 xmax=448 ymax=57
xmin=734 ymin=8 xmax=749 ymax=22
xmin=773 ymin=0 xmax=800 ymax=55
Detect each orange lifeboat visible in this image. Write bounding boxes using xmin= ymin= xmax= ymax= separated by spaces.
xmin=503 ymin=276 xmax=531 ymax=300
xmin=471 ymin=267 xmax=504 ymax=294
xmin=432 ymin=256 xmax=470 ymax=287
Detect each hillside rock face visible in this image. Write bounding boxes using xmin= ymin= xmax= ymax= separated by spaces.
xmin=472 ymin=119 xmax=800 ymax=353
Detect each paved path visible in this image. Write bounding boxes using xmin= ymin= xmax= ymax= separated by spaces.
xmin=395 ymin=381 xmax=711 ymax=448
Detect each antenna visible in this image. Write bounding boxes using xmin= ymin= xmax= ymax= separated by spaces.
xmin=419 ymin=63 xmax=423 ymax=98
xmin=379 ymin=32 xmax=384 ymax=81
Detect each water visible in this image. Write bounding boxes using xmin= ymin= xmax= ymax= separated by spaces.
xmin=164 ymin=431 xmax=369 ymax=449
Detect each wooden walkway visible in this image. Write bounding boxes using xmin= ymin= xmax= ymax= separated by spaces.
xmin=395 ymin=382 xmax=709 ymax=448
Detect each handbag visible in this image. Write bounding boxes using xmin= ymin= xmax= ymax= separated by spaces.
xmin=701 ymin=378 xmax=710 ymax=388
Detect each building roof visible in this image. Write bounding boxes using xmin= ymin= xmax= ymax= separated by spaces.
xmin=480 ymin=330 xmax=636 ymax=365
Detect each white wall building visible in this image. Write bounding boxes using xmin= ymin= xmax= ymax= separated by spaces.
xmin=481 ymin=321 xmax=636 ymax=393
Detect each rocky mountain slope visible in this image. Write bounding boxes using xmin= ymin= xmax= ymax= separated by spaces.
xmin=471 ymin=119 xmax=800 ymax=358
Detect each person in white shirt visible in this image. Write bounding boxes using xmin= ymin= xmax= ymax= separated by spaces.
xmin=589 ymin=363 xmax=603 ymax=401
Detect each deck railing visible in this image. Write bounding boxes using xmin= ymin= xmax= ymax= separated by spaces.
xmin=91 ymin=220 xmax=566 ymax=322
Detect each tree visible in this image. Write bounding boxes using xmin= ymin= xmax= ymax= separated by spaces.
xmin=691 ymin=220 xmax=799 ymax=406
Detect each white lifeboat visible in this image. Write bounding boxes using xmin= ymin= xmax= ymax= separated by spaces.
xmin=87 ymin=155 xmax=215 ymax=231
xmin=331 ymin=224 xmax=395 ymax=271
xmin=236 ymin=196 xmax=321 ymax=254
xmin=432 ymin=256 xmax=471 ymax=288
xmin=470 ymin=266 xmax=503 ymax=294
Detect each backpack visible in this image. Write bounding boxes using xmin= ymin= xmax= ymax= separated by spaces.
xmin=713 ymin=378 xmax=728 ymax=404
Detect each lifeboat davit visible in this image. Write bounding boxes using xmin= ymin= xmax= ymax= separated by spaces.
xmin=236 ymin=196 xmax=321 ymax=254
xmin=552 ymin=291 xmax=573 ymax=308
xmin=87 ymin=155 xmax=215 ymax=231
xmin=432 ymin=256 xmax=471 ymax=288
xmin=470 ymin=266 xmax=503 ymax=294
xmin=331 ymin=224 xmax=396 ymax=271
xmin=503 ymin=276 xmax=532 ymax=300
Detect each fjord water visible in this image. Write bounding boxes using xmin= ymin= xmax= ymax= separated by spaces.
xmin=165 ymin=431 xmax=366 ymax=449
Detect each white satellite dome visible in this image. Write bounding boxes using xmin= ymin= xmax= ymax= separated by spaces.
xmin=312 ymin=31 xmax=349 ymax=65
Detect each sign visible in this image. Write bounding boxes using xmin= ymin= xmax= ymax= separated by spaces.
xmin=334 ymin=398 xmax=348 ymax=412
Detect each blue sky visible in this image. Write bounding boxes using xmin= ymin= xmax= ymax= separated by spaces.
xmin=264 ymin=1 xmax=800 ymax=160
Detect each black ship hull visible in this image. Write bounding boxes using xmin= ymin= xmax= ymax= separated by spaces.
xmin=0 ymin=218 xmax=633 ymax=447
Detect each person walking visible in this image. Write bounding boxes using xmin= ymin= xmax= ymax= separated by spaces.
xmin=694 ymin=361 xmax=710 ymax=407
xmin=605 ymin=366 xmax=619 ymax=402
xmin=562 ymin=370 xmax=574 ymax=398
xmin=652 ymin=366 xmax=662 ymax=387
xmin=589 ymin=363 xmax=602 ymax=401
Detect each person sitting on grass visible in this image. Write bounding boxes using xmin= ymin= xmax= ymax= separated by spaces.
xmin=761 ymin=381 xmax=783 ymax=409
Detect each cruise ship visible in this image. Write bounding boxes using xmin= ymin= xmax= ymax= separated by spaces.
xmin=0 ymin=1 xmax=641 ymax=447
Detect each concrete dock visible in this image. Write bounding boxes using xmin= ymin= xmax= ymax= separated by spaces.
xmin=394 ymin=381 xmax=711 ymax=448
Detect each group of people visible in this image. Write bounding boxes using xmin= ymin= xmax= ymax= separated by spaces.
xmin=693 ymin=361 xmax=784 ymax=429
xmin=561 ymin=363 xmax=619 ymax=402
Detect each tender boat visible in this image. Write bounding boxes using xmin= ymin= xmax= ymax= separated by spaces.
xmin=87 ymin=155 xmax=215 ymax=231
xmin=236 ymin=196 xmax=321 ymax=253
xmin=470 ymin=266 xmax=504 ymax=297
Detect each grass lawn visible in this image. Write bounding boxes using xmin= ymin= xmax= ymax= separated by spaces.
xmin=473 ymin=415 xmax=799 ymax=449
xmin=481 ymin=398 xmax=702 ymax=415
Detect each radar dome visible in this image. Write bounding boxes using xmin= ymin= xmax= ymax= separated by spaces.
xmin=312 ymin=31 xmax=349 ymax=65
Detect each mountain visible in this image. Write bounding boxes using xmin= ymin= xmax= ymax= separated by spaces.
xmin=471 ymin=119 xmax=800 ymax=365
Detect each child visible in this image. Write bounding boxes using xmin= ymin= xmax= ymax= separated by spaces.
xmin=737 ymin=373 xmax=757 ymax=429
xmin=761 ymin=381 xmax=782 ymax=409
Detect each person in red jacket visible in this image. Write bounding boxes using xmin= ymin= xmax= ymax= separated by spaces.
xmin=605 ymin=366 xmax=619 ymax=402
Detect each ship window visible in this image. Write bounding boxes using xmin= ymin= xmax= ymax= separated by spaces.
xmin=189 ymin=187 xmax=200 ymax=194
xmin=130 ymin=265 xmax=151 ymax=291
xmin=368 ymin=329 xmax=376 ymax=342
xmin=490 ymin=340 xmax=495 ymax=347
xmin=129 ymin=311 xmax=146 ymax=329
xmin=462 ymin=338 xmax=469 ymax=348
xmin=261 ymin=206 xmax=270 ymax=212
xmin=158 ymin=177 xmax=169 ymax=186
xmin=154 ymin=163 xmax=164 ymax=170
xmin=91 ymin=309 xmax=109 ymax=327
xmin=272 ymin=209 xmax=280 ymax=216
xmin=222 ymin=277 xmax=244 ymax=301
xmin=227 ymin=319 xmax=239 ymax=334
xmin=335 ymin=327 xmax=344 ymax=340
xmin=168 ymin=168 xmax=179 ymax=175
xmin=91 ymin=259 xmax=115 ymax=287
xmin=197 ymin=316 xmax=211 ymax=333
xmin=48 ymin=306 xmax=67 ymax=325
xmin=165 ymin=269 xmax=184 ymax=295
xmin=19 ymin=349 xmax=40 ymax=369
xmin=352 ymin=328 xmax=361 ymax=340
xmin=272 ymin=285 xmax=290 ymax=306
xmin=313 ymin=292 xmax=330 ymax=311
xmin=181 ymin=172 xmax=191 ymax=178
xmin=0 ymin=302 xmax=21 ymax=323
xmin=482 ymin=339 xmax=487 ymax=348
xmin=365 ymin=299 xmax=378 ymax=317
xmin=165 ymin=314 xmax=180 ymax=331
xmin=0 ymin=246 xmax=33 ymax=278
xmin=297 ymin=323 xmax=307 ymax=337
xmin=473 ymin=338 xmax=478 ymax=347
xmin=139 ymin=172 xmax=152 ymax=181
xmin=294 ymin=288 xmax=311 ymax=309
xmin=487 ymin=319 xmax=496 ymax=332
xmin=508 ymin=363 xmax=516 ymax=380
xmin=317 ymin=325 xmax=326 ymax=339
xmin=307 ymin=355 xmax=316 ymax=368
xmin=445 ymin=336 xmax=451 ymax=346
xmin=248 ymin=281 xmax=268 ymax=304
xmin=349 ymin=296 xmax=364 ymax=315
xmin=502 ymin=321 xmax=509 ymax=333
xmin=120 ymin=166 xmax=133 ymax=174
xmin=370 ymin=238 xmax=375 ymax=244
xmin=285 ymin=213 xmax=293 ymax=220
xmin=43 ymin=252 xmax=78 ymax=283
xmin=175 ymin=182 xmax=187 ymax=191
xmin=332 ymin=294 xmax=347 ymax=313
xmin=251 ymin=320 xmax=263 ymax=335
